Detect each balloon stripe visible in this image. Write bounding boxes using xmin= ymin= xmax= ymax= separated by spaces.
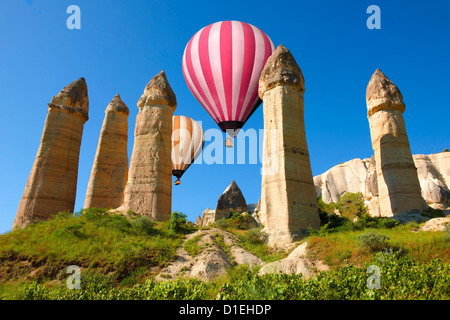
xmin=191 ymin=31 xmax=223 ymax=123
xmin=198 ymin=24 xmax=226 ymax=122
xmin=220 ymin=21 xmax=233 ymax=120
xmin=184 ymin=33 xmax=220 ymax=123
xmin=235 ymin=21 xmax=256 ymax=122
xmin=231 ymin=21 xmax=244 ymax=120
xmin=208 ymin=22 xmax=227 ymax=123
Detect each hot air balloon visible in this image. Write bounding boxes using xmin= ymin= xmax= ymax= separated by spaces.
xmin=182 ymin=21 xmax=275 ymax=144
xmin=172 ymin=115 xmax=205 ymax=185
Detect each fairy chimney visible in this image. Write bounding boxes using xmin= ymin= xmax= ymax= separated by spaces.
xmin=366 ymin=69 xmax=423 ymax=217
xmin=258 ymin=45 xmax=320 ymax=245
xmin=84 ymin=94 xmax=129 ymax=209
xmin=13 ymin=78 xmax=89 ymax=229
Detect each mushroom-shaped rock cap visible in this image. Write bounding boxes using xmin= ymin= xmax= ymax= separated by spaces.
xmin=48 ymin=77 xmax=89 ymax=121
xmin=137 ymin=70 xmax=177 ymax=110
xmin=106 ymin=94 xmax=129 ymax=115
xmin=259 ymin=45 xmax=304 ymax=98
xmin=366 ymin=69 xmax=405 ymax=117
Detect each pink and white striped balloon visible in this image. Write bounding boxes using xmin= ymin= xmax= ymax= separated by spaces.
xmin=182 ymin=21 xmax=275 ymax=137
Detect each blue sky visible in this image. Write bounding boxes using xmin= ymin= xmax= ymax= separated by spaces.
xmin=0 ymin=0 xmax=449 ymax=233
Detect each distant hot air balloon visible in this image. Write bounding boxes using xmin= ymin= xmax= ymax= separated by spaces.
xmin=182 ymin=21 xmax=275 ymax=142
xmin=172 ymin=115 xmax=205 ymax=185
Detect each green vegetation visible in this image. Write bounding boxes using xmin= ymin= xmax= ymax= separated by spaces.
xmin=4 ymin=253 xmax=448 ymax=300
xmin=184 ymin=235 xmax=203 ymax=257
xmin=0 ymin=195 xmax=449 ymax=300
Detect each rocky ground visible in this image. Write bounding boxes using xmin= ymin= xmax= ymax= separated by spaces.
xmin=155 ymin=227 xmax=329 ymax=282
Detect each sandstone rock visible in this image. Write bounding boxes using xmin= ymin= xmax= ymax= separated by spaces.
xmin=414 ymin=153 xmax=450 ymax=208
xmin=215 ymin=180 xmax=247 ymax=219
xmin=13 ymin=78 xmax=89 ymax=229
xmin=313 ymin=152 xmax=450 ymax=216
xmin=258 ymin=241 xmax=328 ymax=278
xmin=258 ymin=45 xmax=320 ymax=245
xmin=118 ymin=71 xmax=176 ymax=220
xmin=199 ymin=208 xmax=216 ymax=227
xmin=84 ymin=94 xmax=129 ymax=209
xmin=366 ymin=69 xmax=423 ymax=217
xmin=418 ymin=217 xmax=450 ymax=232
xmin=313 ymin=158 xmax=371 ymax=204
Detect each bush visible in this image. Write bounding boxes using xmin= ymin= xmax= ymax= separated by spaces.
xmin=168 ymin=212 xmax=192 ymax=235
xmin=358 ymin=231 xmax=390 ymax=252
xmin=240 ymin=229 xmax=268 ymax=245
xmin=215 ymin=211 xmax=253 ymax=230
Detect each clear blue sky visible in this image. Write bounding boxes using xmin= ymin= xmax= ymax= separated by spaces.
xmin=0 ymin=0 xmax=449 ymax=233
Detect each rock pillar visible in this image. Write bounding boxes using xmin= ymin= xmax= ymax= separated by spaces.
xmin=84 ymin=94 xmax=129 ymax=209
xmin=13 ymin=78 xmax=89 ymax=229
xmin=258 ymin=45 xmax=320 ymax=245
xmin=119 ymin=71 xmax=176 ymax=220
xmin=366 ymin=69 xmax=423 ymax=217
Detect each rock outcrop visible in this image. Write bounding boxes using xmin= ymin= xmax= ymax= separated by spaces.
xmin=117 ymin=71 xmax=176 ymax=220
xmin=156 ymin=228 xmax=263 ymax=282
xmin=84 ymin=94 xmax=129 ymax=209
xmin=13 ymin=78 xmax=89 ymax=229
xmin=366 ymin=69 xmax=423 ymax=217
xmin=258 ymin=241 xmax=328 ymax=278
xmin=215 ymin=180 xmax=247 ymax=219
xmin=258 ymin=45 xmax=320 ymax=245
xmin=313 ymin=152 xmax=450 ymax=214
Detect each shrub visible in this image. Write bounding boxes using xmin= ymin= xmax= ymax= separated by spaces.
xmin=168 ymin=212 xmax=192 ymax=235
xmin=240 ymin=228 xmax=268 ymax=245
xmin=358 ymin=231 xmax=390 ymax=252
xmin=336 ymin=192 xmax=368 ymax=220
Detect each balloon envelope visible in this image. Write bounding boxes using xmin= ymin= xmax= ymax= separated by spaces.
xmin=172 ymin=115 xmax=205 ymax=184
xmin=182 ymin=21 xmax=275 ymax=137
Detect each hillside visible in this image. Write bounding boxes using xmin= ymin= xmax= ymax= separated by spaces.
xmin=0 ymin=204 xmax=449 ymax=300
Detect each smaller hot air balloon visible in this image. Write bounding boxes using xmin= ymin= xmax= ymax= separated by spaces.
xmin=172 ymin=115 xmax=205 ymax=185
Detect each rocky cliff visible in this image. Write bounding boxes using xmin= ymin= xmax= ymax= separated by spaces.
xmin=314 ymin=152 xmax=450 ymax=213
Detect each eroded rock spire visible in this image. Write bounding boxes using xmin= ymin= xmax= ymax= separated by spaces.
xmin=13 ymin=78 xmax=89 ymax=229
xmin=366 ymin=69 xmax=422 ymax=217
xmin=258 ymin=45 xmax=320 ymax=245
xmin=84 ymin=94 xmax=129 ymax=209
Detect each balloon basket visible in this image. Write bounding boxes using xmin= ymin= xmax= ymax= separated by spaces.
xmin=225 ymin=137 xmax=234 ymax=148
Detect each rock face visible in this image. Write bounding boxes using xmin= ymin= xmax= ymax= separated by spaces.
xmin=156 ymin=228 xmax=263 ymax=282
xmin=118 ymin=71 xmax=176 ymax=220
xmin=366 ymin=69 xmax=423 ymax=217
xmin=258 ymin=241 xmax=328 ymax=278
xmin=258 ymin=45 xmax=320 ymax=245
xmin=313 ymin=158 xmax=371 ymax=204
xmin=313 ymin=152 xmax=450 ymax=214
xmin=414 ymin=153 xmax=450 ymax=208
xmin=13 ymin=78 xmax=89 ymax=229
xmin=215 ymin=180 xmax=247 ymax=219
xmin=84 ymin=94 xmax=129 ymax=209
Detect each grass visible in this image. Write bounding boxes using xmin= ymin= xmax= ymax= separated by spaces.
xmin=307 ymin=226 xmax=450 ymax=270
xmin=1 ymin=200 xmax=449 ymax=300
xmin=0 ymin=208 xmax=184 ymax=285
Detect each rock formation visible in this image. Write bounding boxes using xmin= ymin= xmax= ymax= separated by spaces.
xmin=366 ymin=69 xmax=423 ymax=217
xmin=313 ymin=152 xmax=450 ymax=214
xmin=84 ymin=94 xmax=129 ymax=209
xmin=118 ymin=71 xmax=176 ymax=220
xmin=215 ymin=180 xmax=247 ymax=219
xmin=258 ymin=45 xmax=320 ymax=245
xmin=13 ymin=78 xmax=89 ymax=229
xmin=156 ymin=228 xmax=263 ymax=282
xmin=258 ymin=241 xmax=329 ymax=278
